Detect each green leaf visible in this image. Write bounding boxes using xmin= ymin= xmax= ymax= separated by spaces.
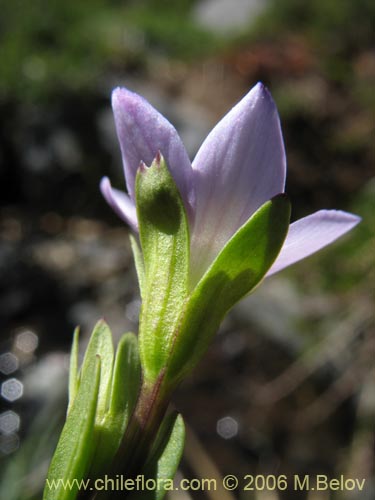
xmin=130 ymin=234 xmax=145 ymax=298
xmin=166 ymin=194 xmax=291 ymax=384
xmin=109 ymin=332 xmax=141 ymax=417
xmin=136 ymin=154 xmax=190 ymax=383
xmin=80 ymin=319 xmax=114 ymax=421
xmin=129 ymin=413 xmax=185 ymax=500
xmin=43 ymin=355 xmax=101 ymax=500
xmin=89 ymin=332 xmax=142 ymax=477
xmin=68 ymin=326 xmax=80 ymax=413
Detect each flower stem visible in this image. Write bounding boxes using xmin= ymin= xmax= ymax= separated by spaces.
xmin=93 ymin=370 xmax=172 ymax=499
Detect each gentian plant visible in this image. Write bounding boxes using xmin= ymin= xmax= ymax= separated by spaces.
xmin=44 ymin=82 xmax=360 ymax=500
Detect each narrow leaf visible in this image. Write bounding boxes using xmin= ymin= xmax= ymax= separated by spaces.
xmin=43 ymin=356 xmax=101 ymax=500
xmin=130 ymin=234 xmax=145 ymax=298
xmin=109 ymin=332 xmax=141 ymax=417
xmin=80 ymin=319 xmax=114 ymax=420
xmin=89 ymin=333 xmax=141 ymax=477
xmin=68 ymin=326 xmax=80 ymax=413
xmin=129 ymin=413 xmax=185 ymax=500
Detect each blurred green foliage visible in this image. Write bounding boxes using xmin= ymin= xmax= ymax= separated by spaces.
xmin=1 ymin=0 xmax=111 ymax=99
xmin=255 ymin=0 xmax=374 ymax=49
xmin=123 ymin=0 xmax=219 ymax=59
xmin=251 ymin=0 xmax=375 ymax=104
xmin=0 ymin=0 xmax=218 ymax=101
xmin=1 ymin=0 xmax=373 ymax=106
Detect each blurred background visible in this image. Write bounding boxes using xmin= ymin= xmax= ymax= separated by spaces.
xmin=0 ymin=0 xmax=374 ymax=498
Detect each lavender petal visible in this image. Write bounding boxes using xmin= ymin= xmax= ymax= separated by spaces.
xmin=100 ymin=177 xmax=138 ymax=231
xmin=112 ymin=87 xmax=194 ymax=216
xmin=266 ymin=210 xmax=361 ymax=276
xmin=190 ymin=82 xmax=286 ymax=279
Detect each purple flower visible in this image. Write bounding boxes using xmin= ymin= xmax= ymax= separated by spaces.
xmin=101 ymin=82 xmax=360 ymax=284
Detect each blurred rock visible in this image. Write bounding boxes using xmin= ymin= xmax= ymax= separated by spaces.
xmin=194 ymin=0 xmax=267 ymax=34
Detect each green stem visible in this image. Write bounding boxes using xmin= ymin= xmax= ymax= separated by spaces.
xmin=94 ymin=371 xmax=173 ymax=499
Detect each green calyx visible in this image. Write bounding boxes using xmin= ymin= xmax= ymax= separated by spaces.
xmin=134 ymin=153 xmax=291 ymax=389
xmin=135 ymin=153 xmax=190 ymax=385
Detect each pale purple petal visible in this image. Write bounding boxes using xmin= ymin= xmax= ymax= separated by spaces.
xmin=266 ymin=210 xmax=361 ymax=276
xmin=100 ymin=177 xmax=138 ymax=231
xmin=190 ymin=82 xmax=286 ymax=281
xmin=112 ymin=87 xmax=194 ymax=216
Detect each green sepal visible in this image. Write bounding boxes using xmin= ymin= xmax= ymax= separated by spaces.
xmin=89 ymin=332 xmax=141 ymax=477
xmin=68 ymin=326 xmax=80 ymax=414
xmin=166 ymin=194 xmax=291 ymax=384
xmin=135 ymin=154 xmax=190 ymax=384
xmin=80 ymin=319 xmax=114 ymax=421
xmin=129 ymin=412 xmax=185 ymax=500
xmin=43 ymin=355 xmax=101 ymax=500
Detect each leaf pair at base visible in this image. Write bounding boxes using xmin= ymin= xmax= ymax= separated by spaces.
xmin=44 ymin=321 xmax=185 ymax=500
xmin=44 ymin=322 xmax=140 ymax=500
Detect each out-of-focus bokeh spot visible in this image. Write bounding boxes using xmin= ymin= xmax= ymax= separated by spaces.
xmin=0 ymin=411 xmax=21 ymax=435
xmin=15 ymin=330 xmax=39 ymax=355
xmin=1 ymin=378 xmax=24 ymax=402
xmin=0 ymin=353 xmax=19 ymax=376
xmin=0 ymin=433 xmax=20 ymax=456
xmin=216 ymin=416 xmax=239 ymax=440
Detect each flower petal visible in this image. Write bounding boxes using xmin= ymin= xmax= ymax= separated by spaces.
xmin=100 ymin=177 xmax=138 ymax=231
xmin=112 ymin=87 xmax=194 ymax=216
xmin=266 ymin=210 xmax=361 ymax=276
xmin=190 ymin=82 xmax=286 ymax=278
